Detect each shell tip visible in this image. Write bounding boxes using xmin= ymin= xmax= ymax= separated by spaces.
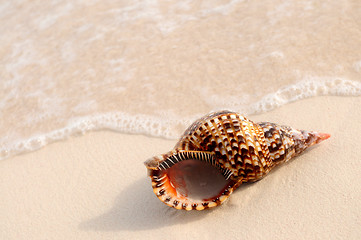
xmin=313 ymin=132 xmax=331 ymax=143
xmin=316 ymin=132 xmax=331 ymax=142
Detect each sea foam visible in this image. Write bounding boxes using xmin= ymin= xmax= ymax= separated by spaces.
xmin=1 ymin=77 xmax=360 ymax=161
xmin=250 ymin=78 xmax=361 ymax=114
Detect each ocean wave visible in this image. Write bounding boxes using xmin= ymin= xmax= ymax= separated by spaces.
xmin=2 ymin=0 xmax=361 ymax=160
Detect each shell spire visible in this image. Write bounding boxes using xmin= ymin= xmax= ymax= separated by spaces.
xmin=258 ymin=122 xmax=331 ymax=164
xmin=145 ymin=111 xmax=330 ymax=210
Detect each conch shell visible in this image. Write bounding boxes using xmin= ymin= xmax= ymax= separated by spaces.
xmin=144 ymin=111 xmax=330 ymax=210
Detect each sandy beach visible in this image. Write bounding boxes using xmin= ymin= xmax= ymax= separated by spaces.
xmin=1 ymin=96 xmax=360 ymax=239
xmin=1 ymin=1 xmax=361 ymax=239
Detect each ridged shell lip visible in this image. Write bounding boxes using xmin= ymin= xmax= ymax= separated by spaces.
xmin=145 ymin=151 xmax=234 ymax=180
xmin=145 ymin=151 xmax=236 ymax=210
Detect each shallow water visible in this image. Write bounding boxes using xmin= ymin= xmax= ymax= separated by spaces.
xmin=1 ymin=0 xmax=361 ymax=160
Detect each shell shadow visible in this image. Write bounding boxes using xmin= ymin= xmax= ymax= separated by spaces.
xmin=79 ymin=150 xmax=309 ymax=232
xmin=78 ymin=177 xmax=212 ymax=231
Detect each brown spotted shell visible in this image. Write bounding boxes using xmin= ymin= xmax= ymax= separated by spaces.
xmin=144 ymin=111 xmax=330 ymax=210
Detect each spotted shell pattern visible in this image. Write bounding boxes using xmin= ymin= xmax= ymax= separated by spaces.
xmin=144 ymin=111 xmax=329 ymax=210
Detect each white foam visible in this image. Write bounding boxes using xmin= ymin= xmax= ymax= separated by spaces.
xmin=1 ymin=77 xmax=361 ymax=161
xmin=249 ymin=78 xmax=361 ymax=114
xmin=0 ymin=112 xmax=192 ymax=161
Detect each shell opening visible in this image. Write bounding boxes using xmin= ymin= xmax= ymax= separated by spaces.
xmin=166 ymin=159 xmax=232 ymax=200
xmin=148 ymin=151 xmax=235 ymax=210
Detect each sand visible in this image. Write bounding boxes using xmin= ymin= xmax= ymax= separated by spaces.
xmin=1 ymin=96 xmax=361 ymax=239
xmin=2 ymin=1 xmax=361 ymax=239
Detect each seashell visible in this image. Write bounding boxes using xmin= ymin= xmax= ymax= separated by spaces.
xmin=144 ymin=111 xmax=330 ymax=210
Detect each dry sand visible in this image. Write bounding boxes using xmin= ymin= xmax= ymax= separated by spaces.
xmin=1 ymin=96 xmax=360 ymax=239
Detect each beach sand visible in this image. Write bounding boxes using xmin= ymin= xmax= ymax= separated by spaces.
xmin=2 ymin=1 xmax=361 ymax=239
xmin=1 ymin=96 xmax=360 ymax=239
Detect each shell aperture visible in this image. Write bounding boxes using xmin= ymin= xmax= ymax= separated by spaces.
xmin=144 ymin=111 xmax=330 ymax=210
xmin=166 ymin=158 xmax=232 ymax=201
